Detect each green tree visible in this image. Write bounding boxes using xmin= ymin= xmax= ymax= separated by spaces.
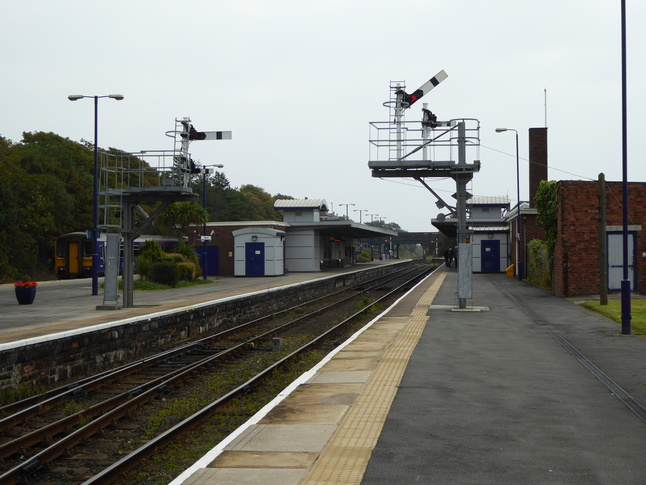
xmin=239 ymin=184 xmax=277 ymax=220
xmin=157 ymin=202 xmax=208 ymax=242
xmin=534 ymin=180 xmax=558 ymax=258
xmin=0 ymin=132 xmax=95 ymax=281
xmin=191 ymin=171 xmax=256 ymax=222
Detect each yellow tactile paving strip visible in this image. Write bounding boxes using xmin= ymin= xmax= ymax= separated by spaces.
xmin=300 ymin=272 xmax=446 ymax=485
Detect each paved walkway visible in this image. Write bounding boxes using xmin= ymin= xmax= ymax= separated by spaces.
xmin=362 ymin=271 xmax=646 ymax=484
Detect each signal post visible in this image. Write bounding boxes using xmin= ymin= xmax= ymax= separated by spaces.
xmin=368 ymin=72 xmax=480 ymax=309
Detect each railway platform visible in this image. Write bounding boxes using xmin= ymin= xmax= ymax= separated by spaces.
xmin=173 ymin=269 xmax=646 ymax=485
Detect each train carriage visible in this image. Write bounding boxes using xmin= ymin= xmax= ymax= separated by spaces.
xmin=54 ymin=232 xmax=176 ymax=278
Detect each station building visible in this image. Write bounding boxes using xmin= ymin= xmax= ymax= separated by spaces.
xmin=432 ymin=196 xmax=512 ymax=273
xmin=188 ymin=198 xmax=397 ymax=277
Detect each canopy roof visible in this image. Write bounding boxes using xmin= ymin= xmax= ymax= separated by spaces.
xmin=274 ymin=199 xmax=328 ymax=211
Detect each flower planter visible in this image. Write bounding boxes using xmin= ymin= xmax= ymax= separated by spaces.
xmin=15 ymin=286 xmax=37 ymax=305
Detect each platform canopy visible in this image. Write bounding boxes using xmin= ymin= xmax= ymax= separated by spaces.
xmin=288 ymin=220 xmax=397 ymax=239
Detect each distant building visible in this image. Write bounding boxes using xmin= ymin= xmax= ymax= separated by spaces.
xmin=188 ymin=198 xmax=397 ymax=276
xmin=470 ymin=196 xmax=511 ymax=273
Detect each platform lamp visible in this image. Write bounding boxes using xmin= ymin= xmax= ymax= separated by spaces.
xmin=495 ymin=127 xmax=522 ymax=281
xmin=68 ymin=94 xmax=124 ymax=296
xmin=620 ymin=0 xmax=631 ymax=334
xmin=354 ymin=209 xmax=368 ymax=223
xmin=338 ymin=203 xmax=355 ymax=221
xmin=200 ymin=164 xmax=224 ymax=279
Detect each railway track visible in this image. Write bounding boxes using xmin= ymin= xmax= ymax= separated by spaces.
xmin=0 ymin=262 xmax=435 ymax=484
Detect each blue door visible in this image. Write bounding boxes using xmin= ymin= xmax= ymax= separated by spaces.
xmin=195 ymin=246 xmax=219 ymax=276
xmin=481 ymin=240 xmax=500 ymax=272
xmin=245 ymin=242 xmax=265 ymax=276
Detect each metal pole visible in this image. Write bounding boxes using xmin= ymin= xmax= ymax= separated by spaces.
xmin=202 ymin=169 xmax=208 ymax=280
xmin=455 ymin=121 xmax=473 ymax=309
xmin=599 ymin=173 xmax=607 ymax=305
xmin=620 ymin=0 xmax=631 ymax=334
xmin=515 ymin=130 xmax=521 ymax=281
xmin=92 ymin=96 xmax=99 ymax=296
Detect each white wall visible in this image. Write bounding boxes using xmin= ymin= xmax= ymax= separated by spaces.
xmin=284 ymin=229 xmax=321 ymax=272
xmin=233 ymin=228 xmax=284 ymax=276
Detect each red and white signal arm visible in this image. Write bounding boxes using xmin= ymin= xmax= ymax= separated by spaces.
xmin=398 ymin=70 xmax=448 ymax=108
xmin=201 ymin=131 xmax=232 ymax=141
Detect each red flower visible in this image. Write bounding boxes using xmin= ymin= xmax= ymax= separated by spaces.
xmin=14 ymin=281 xmax=38 ymax=288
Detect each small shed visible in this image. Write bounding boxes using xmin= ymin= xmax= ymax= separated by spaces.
xmin=232 ymin=227 xmax=286 ymax=277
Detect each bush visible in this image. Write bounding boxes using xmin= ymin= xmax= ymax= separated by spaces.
xmin=136 ymin=254 xmax=154 ymax=281
xmin=149 ymin=261 xmax=180 ymax=287
xmin=527 ymin=239 xmax=551 ymax=289
xmin=357 ymin=250 xmax=373 ymax=263
xmin=173 ymin=241 xmax=200 ymax=265
xmin=160 ymin=253 xmax=187 ymax=264
xmin=138 ymin=240 xmax=165 ymax=262
xmin=177 ymin=262 xmax=198 ymax=281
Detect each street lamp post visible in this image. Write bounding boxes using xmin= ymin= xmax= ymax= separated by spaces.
xmin=496 ymin=127 xmax=522 ymax=281
xmin=338 ymin=203 xmax=355 ymax=221
xmin=620 ymin=0 xmax=631 ymax=334
xmin=68 ymin=94 xmax=124 ymax=296
xmin=354 ymin=209 xmax=368 ymax=223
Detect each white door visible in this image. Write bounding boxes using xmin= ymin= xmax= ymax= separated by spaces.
xmin=607 ymin=232 xmax=635 ymax=291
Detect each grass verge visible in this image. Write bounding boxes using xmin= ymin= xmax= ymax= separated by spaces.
xmin=580 ymin=300 xmax=646 ymax=336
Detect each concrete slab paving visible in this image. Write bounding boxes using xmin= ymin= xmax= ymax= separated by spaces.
xmin=309 ymin=371 xmax=373 ymax=385
xmin=211 ymin=450 xmax=318 ymax=469
xmin=227 ymin=424 xmax=337 ymax=452
xmin=185 ymin=467 xmax=308 ymax=485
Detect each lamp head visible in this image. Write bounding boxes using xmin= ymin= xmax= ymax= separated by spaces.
xmin=109 ymin=94 xmax=124 ymax=100
xmin=495 ymin=128 xmax=508 ymax=133
xmin=68 ymin=95 xmax=84 ymax=101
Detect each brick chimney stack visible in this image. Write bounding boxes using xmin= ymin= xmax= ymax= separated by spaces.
xmin=528 ymin=127 xmax=548 ymax=207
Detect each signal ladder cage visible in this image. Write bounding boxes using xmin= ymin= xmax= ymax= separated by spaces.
xmin=97 ymin=119 xmax=198 ymax=231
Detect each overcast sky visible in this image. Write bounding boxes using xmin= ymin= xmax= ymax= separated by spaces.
xmin=2 ymin=0 xmax=644 ymax=232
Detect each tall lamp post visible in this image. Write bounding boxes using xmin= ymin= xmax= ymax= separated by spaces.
xmin=199 ymin=164 xmax=224 ymax=280
xmin=68 ymin=94 xmax=124 ymax=296
xmin=496 ymin=127 xmax=522 ymax=281
xmin=620 ymin=0 xmax=631 ymax=334
xmin=353 ymin=209 xmax=368 ymax=223
xmin=338 ymin=203 xmax=355 ymax=221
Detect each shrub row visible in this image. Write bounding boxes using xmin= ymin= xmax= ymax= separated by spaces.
xmin=136 ymin=241 xmax=201 ymax=287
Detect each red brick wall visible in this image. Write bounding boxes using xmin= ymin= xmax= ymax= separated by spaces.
xmin=553 ymin=180 xmax=646 ymax=297
xmin=528 ymin=128 xmax=548 ymax=208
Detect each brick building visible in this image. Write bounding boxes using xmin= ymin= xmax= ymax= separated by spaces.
xmin=190 ymin=221 xmax=288 ymax=277
xmin=500 ymin=127 xmax=548 ymax=278
xmin=553 ymin=180 xmax=646 ymax=297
